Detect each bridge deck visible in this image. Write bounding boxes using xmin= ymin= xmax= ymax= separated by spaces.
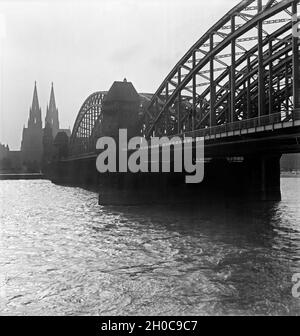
xmin=67 ymin=110 xmax=300 ymax=161
xmin=185 ymin=111 xmax=300 ymax=141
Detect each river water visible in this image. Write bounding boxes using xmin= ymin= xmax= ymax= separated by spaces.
xmin=0 ymin=178 xmax=299 ymax=316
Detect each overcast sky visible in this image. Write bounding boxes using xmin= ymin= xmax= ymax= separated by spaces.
xmin=0 ymin=0 xmax=237 ymax=149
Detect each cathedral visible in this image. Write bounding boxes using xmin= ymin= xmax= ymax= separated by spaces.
xmin=21 ymin=82 xmax=71 ymax=172
xmin=45 ymin=83 xmax=60 ymax=138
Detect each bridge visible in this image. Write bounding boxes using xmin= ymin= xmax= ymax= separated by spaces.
xmin=48 ymin=0 xmax=300 ymax=204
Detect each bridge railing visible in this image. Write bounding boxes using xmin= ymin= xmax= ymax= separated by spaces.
xmin=69 ymin=110 xmax=300 ymax=158
xmin=186 ymin=110 xmax=300 ymax=139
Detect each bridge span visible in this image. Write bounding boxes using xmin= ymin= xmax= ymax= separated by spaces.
xmin=45 ymin=0 xmax=300 ymax=204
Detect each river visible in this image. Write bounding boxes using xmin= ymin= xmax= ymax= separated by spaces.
xmin=0 ymin=178 xmax=299 ymax=315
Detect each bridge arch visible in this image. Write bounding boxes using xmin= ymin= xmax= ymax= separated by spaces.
xmin=69 ymin=91 xmax=152 ymax=156
xmin=144 ymin=0 xmax=299 ymax=138
xmin=69 ymin=91 xmax=107 ymax=156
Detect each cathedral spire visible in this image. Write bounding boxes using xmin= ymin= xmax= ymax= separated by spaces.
xmin=45 ymin=82 xmax=59 ymax=137
xmin=49 ymin=82 xmax=56 ymax=110
xmin=28 ymin=81 xmax=42 ymax=129
xmin=31 ymin=81 xmax=40 ymax=111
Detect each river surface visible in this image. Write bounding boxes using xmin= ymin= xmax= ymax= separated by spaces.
xmin=0 ymin=178 xmax=299 ymax=316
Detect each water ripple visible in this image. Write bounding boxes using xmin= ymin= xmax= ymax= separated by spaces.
xmin=0 ymin=178 xmax=299 ymax=315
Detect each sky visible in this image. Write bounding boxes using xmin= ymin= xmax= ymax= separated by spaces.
xmin=0 ymin=0 xmax=237 ymax=150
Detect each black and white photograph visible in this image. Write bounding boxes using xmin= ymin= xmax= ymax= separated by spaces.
xmin=0 ymin=0 xmax=300 ymax=318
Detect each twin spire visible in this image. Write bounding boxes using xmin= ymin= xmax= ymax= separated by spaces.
xmin=28 ymin=81 xmax=42 ymax=128
xmin=32 ymin=81 xmax=40 ymax=111
xmin=45 ymin=82 xmax=59 ymax=136
xmin=29 ymin=81 xmax=59 ymax=137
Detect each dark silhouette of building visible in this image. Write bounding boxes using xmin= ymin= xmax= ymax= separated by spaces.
xmin=0 ymin=143 xmax=9 ymax=159
xmin=45 ymin=83 xmax=71 ymax=139
xmin=0 ymin=143 xmax=10 ymax=172
xmin=20 ymin=82 xmax=71 ymax=172
xmin=42 ymin=83 xmax=71 ymax=166
xmin=53 ymin=132 xmax=69 ymax=160
xmin=21 ymin=82 xmax=43 ymax=171
xmin=100 ymin=80 xmax=141 ymax=140
xmin=42 ymin=122 xmax=54 ymax=168
xmin=0 ymin=143 xmax=22 ymax=173
xmin=45 ymin=82 xmax=60 ymax=138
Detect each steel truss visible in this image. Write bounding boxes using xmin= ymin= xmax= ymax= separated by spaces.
xmin=70 ymin=0 xmax=300 ymax=156
xmin=143 ymin=0 xmax=300 ymax=138
xmin=69 ymin=92 xmax=151 ymax=156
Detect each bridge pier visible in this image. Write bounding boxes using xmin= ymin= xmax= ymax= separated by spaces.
xmin=46 ymin=158 xmax=99 ymax=188
xmin=46 ymin=147 xmax=282 ymax=204
xmin=96 ymin=154 xmax=282 ymax=205
xmin=244 ymin=155 xmax=281 ymax=201
xmin=195 ymin=155 xmax=281 ymax=202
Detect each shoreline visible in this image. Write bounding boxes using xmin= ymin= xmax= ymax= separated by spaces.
xmin=280 ymin=172 xmax=300 ymax=178
xmin=0 ymin=173 xmax=45 ymax=180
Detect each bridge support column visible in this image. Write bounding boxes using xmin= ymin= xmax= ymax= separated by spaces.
xmin=244 ymin=155 xmax=281 ymax=201
xmin=46 ymin=158 xmax=100 ymax=189
xmin=292 ymin=1 xmax=300 ymax=112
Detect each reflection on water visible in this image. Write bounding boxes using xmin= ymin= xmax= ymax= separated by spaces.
xmin=0 ymin=178 xmax=299 ymax=315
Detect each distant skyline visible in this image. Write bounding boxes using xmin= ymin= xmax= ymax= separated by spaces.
xmin=0 ymin=0 xmax=237 ymax=150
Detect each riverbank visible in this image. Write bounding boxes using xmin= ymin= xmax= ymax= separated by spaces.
xmin=0 ymin=173 xmax=45 ymax=180
xmin=281 ymin=171 xmax=300 ymax=178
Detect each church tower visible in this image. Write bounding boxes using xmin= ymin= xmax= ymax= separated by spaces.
xmin=21 ymin=82 xmax=43 ymax=171
xmin=27 ymin=81 xmax=42 ymax=129
xmin=45 ymin=83 xmax=59 ymax=138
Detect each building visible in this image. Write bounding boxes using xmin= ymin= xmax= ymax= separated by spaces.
xmin=0 ymin=143 xmax=9 ymax=160
xmin=0 ymin=143 xmax=22 ymax=173
xmin=21 ymin=82 xmax=43 ymax=171
xmin=45 ymin=83 xmax=71 ymax=139
xmin=45 ymin=82 xmax=60 ymax=138
xmin=21 ymin=82 xmax=71 ymax=172
xmin=42 ymin=83 xmax=71 ymax=166
xmin=100 ymin=80 xmax=141 ymax=140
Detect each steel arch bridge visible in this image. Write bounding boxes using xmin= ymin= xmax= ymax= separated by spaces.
xmin=69 ymin=0 xmax=300 ymax=157
xmin=143 ymin=0 xmax=300 ymax=138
